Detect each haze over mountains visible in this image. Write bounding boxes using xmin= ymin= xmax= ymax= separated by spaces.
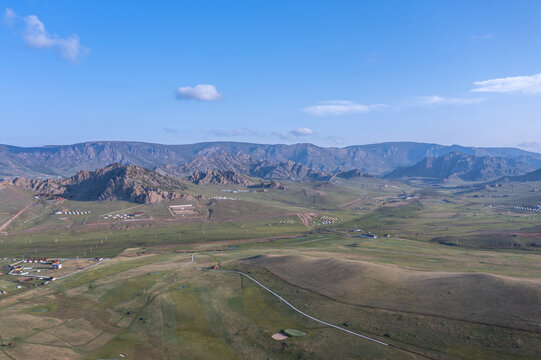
xmin=494 ymin=168 xmax=541 ymax=183
xmin=2 ymin=141 xmax=541 ymax=181
xmin=385 ymin=152 xmax=537 ymax=181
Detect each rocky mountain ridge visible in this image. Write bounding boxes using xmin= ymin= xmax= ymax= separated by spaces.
xmin=2 ymin=163 xmax=194 ymax=204
xmin=2 ymin=141 xmax=541 ymax=178
xmin=494 ymin=168 xmax=541 ymax=183
xmin=188 ymin=170 xmax=254 ymax=186
xmin=384 ymin=152 xmax=535 ymax=181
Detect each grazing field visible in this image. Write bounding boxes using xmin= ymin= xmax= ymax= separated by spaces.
xmin=1 ymin=178 xmax=541 ymax=359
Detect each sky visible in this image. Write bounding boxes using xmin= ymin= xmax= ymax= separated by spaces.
xmin=1 ymin=1 xmax=541 ymax=152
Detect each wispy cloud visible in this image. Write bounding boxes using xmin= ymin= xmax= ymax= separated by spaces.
xmin=303 ymin=100 xmax=386 ymax=117
xmin=4 ymin=8 xmax=15 ymax=25
xmin=324 ymin=135 xmax=345 ymax=145
xmin=289 ymin=128 xmax=314 ymax=136
xmin=272 ymin=128 xmax=316 ymax=141
xmin=472 ymin=73 xmax=541 ymax=94
xmin=176 ymin=84 xmax=222 ymax=101
xmin=206 ymin=129 xmax=242 ymax=137
xmin=205 ymin=128 xmax=265 ymax=137
xmin=162 ymin=128 xmax=178 ymax=133
xmin=516 ymin=141 xmax=541 ymax=153
xmin=4 ymin=9 xmax=89 ymax=63
xmin=472 ymin=33 xmax=493 ymax=40
xmin=409 ymin=95 xmax=485 ymax=106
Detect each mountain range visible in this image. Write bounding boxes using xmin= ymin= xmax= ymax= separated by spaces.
xmin=1 ymin=141 xmax=541 ymax=179
xmin=385 ymin=152 xmax=536 ymax=181
xmin=495 ymin=168 xmax=541 ymax=183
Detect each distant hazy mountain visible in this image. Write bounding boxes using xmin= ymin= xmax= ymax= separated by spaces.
xmin=1 ymin=141 xmax=540 ymax=178
xmin=3 ymin=163 xmax=193 ymax=204
xmin=495 ymin=168 xmax=541 ymax=183
xmin=155 ymin=150 xmax=329 ymax=181
xmin=385 ymin=152 xmax=536 ymax=181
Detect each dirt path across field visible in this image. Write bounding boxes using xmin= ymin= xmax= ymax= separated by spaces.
xmin=0 ymin=202 xmax=37 ymax=232
xmin=339 ymin=197 xmax=363 ymax=209
xmin=296 ymin=212 xmax=316 ymax=227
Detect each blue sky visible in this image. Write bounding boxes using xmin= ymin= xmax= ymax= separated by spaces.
xmin=2 ymin=1 xmax=541 ymax=151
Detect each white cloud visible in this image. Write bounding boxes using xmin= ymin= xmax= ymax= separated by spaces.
xmin=272 ymin=128 xmax=316 ymax=141
xmin=410 ymin=95 xmax=485 ymax=106
xmin=4 ymin=9 xmax=89 ymax=63
xmin=22 ymin=15 xmax=89 ymax=62
xmin=303 ymin=100 xmax=386 ymax=116
xmin=472 ymin=73 xmax=541 ymax=94
xmin=4 ymin=8 xmax=15 ymax=25
xmin=176 ymin=84 xmax=222 ymax=101
xmin=289 ymin=128 xmax=314 ymax=136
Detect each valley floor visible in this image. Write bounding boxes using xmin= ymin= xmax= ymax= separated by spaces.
xmin=1 ymin=177 xmax=541 ymax=359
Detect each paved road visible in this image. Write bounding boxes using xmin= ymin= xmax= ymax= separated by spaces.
xmin=200 ymin=266 xmax=388 ymax=346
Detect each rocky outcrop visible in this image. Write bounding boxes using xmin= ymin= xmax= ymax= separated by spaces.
xmin=334 ymin=169 xmax=373 ymax=179
xmin=4 ymin=163 xmax=193 ymax=204
xmin=188 ymin=170 xmax=254 ymax=186
xmin=248 ymin=180 xmax=286 ymax=191
xmin=9 ymin=177 xmax=65 ymax=195
xmin=250 ymin=160 xmax=329 ymax=181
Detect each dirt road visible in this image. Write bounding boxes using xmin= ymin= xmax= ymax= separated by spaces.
xmin=0 ymin=202 xmax=37 ymax=232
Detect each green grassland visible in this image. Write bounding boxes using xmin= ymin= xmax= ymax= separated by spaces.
xmin=1 ymin=178 xmax=541 ymax=359
xmin=0 ymin=185 xmax=35 ymax=226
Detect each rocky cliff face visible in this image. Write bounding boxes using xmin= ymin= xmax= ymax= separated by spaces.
xmin=188 ymin=170 xmax=254 ymax=186
xmin=157 ymin=151 xmax=330 ymax=182
xmin=249 ymin=160 xmax=329 ymax=181
xmin=4 ymin=163 xmax=193 ymax=204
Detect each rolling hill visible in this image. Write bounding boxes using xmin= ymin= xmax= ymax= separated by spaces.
xmin=244 ymin=254 xmax=541 ymax=331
